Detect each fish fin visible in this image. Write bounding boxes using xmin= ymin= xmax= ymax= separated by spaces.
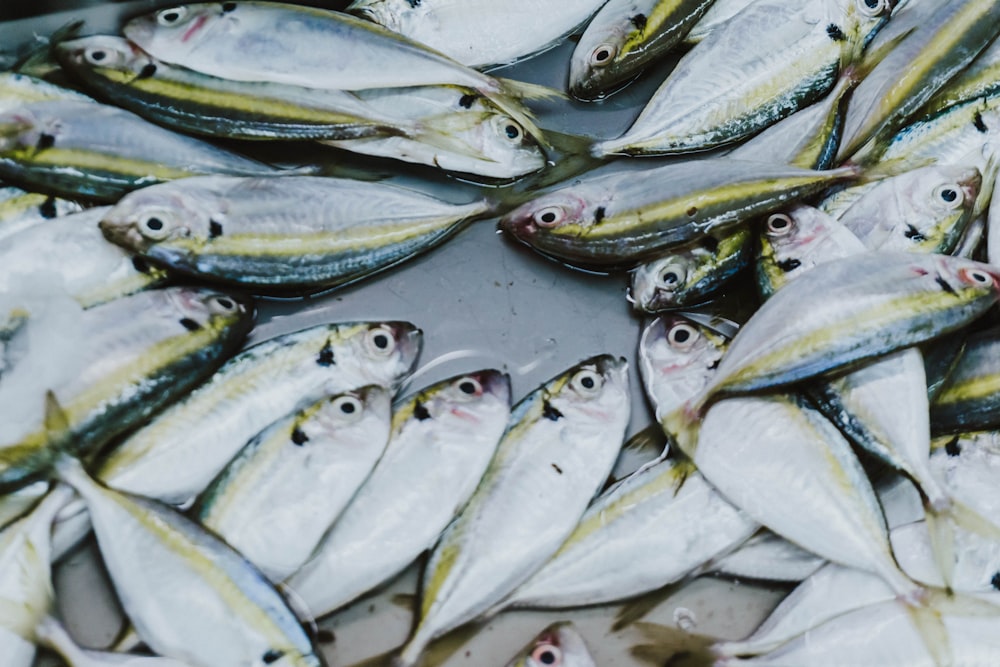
xmin=391 ymin=592 xmax=417 ymax=610
xmin=845 ymin=26 xmax=915 ymax=84
xmin=905 ymin=602 xmax=953 ymax=667
xmin=629 ymin=622 xmax=716 ymax=667
xmin=612 ymin=579 xmax=689 ymax=632
xmin=12 ymin=20 xmax=85 ymax=80
xmin=107 ymin=621 xmax=145 ymax=652
xmin=849 ymin=154 xmax=937 ymax=180
xmin=44 ymin=390 xmax=70 ymax=440
xmin=419 ymin=624 xmax=481 ymax=667
xmin=939 ymin=498 xmax=1000 ymax=542
xmin=924 ymin=508 xmax=957 ymax=593
xmin=604 ymin=424 xmax=670 ymax=488
xmin=660 ymin=406 xmax=701 ymax=459
xmin=496 ymin=78 xmax=567 ymax=102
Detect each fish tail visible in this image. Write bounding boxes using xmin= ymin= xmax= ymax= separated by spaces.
xmin=394 ymin=630 xmax=433 ymax=667
xmin=629 ymin=621 xmax=720 ymax=667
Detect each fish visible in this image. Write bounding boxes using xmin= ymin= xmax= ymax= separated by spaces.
xmin=349 ymin=0 xmax=608 ymax=69
xmin=0 ymin=486 xmax=73 ymax=667
xmin=0 ymin=71 xmax=95 ymax=113
xmin=683 ymin=0 xmax=756 ymax=44
xmin=836 ymin=0 xmax=1000 ymax=162
xmin=0 ymin=287 xmax=253 ymax=492
xmin=95 ymin=321 xmax=420 ymax=506
xmin=0 ymin=100 xmax=286 ymax=202
xmin=55 ymin=35 xmax=416 ymax=142
xmin=0 ymin=207 xmax=169 ymax=308
xmin=923 ymin=35 xmax=1000 ymax=117
xmin=504 ymin=622 xmax=596 ymax=667
xmin=629 ymin=228 xmax=752 ymax=312
xmin=98 ymin=175 xmax=493 ymax=292
xmin=0 ymin=481 xmax=48 ymax=530
xmin=499 ymin=454 xmax=756 ymax=610
xmin=931 ymin=328 xmax=1000 ymax=436
xmin=568 ymin=0 xmax=717 ymax=101
xmin=319 ymin=85 xmax=547 ymax=179
xmin=284 ymin=370 xmax=510 ymax=619
xmin=55 ymin=457 xmax=325 ymax=667
xmin=395 ymin=355 xmax=630 ymax=666
xmin=706 ymin=530 xmax=826 ymax=582
xmin=499 ymin=159 xmax=856 ymax=269
xmin=593 ymin=0 xmax=895 ymax=156
xmin=194 ymin=385 xmax=392 ymax=582
xmin=122 ymin=2 xmax=548 ymax=142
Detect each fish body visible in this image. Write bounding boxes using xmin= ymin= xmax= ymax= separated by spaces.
xmin=0 ymin=207 xmax=168 ymax=308
xmin=932 ymin=331 xmax=1000 ymax=435
xmin=58 ymin=459 xmax=324 ymax=667
xmin=285 ymin=370 xmax=511 ymax=618
xmin=0 ymin=287 xmax=252 ymax=492
xmin=569 ymin=0 xmax=717 ymax=100
xmin=683 ymin=0 xmax=755 ymax=44
xmin=99 ymin=175 xmax=491 ymax=291
xmin=500 ymin=159 xmax=855 ymax=269
xmin=924 ymin=35 xmax=1000 ymax=117
xmin=350 ymin=0 xmax=607 ymax=68
xmin=0 ymin=185 xmax=82 ymax=242
xmin=0 ymin=100 xmax=282 ymax=201
xmin=396 ymin=356 xmax=630 ymax=666
xmin=195 ymin=386 xmax=391 ymax=581
xmin=707 ymin=530 xmax=825 ymax=582
xmin=594 ymin=0 xmax=893 ymax=156
xmin=96 ymin=321 xmax=420 ymax=505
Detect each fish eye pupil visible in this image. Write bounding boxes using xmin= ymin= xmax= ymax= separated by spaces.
xmin=539 ymin=650 xmax=557 ymax=665
xmin=864 ymin=0 xmax=878 ymax=7
xmin=373 ymin=333 xmax=389 ymax=349
xmin=596 ymin=49 xmax=610 ymax=61
xmin=459 ymin=380 xmax=477 ymax=395
xmin=91 ymin=50 xmax=106 ymax=61
xmin=940 ymin=188 xmax=958 ymax=202
xmin=580 ymin=375 xmax=595 ymax=389
xmin=662 ymin=271 xmax=680 ymax=285
xmin=505 ymin=124 xmax=520 ymax=139
xmin=215 ymin=297 xmax=234 ymax=310
xmin=340 ymin=400 xmax=356 ymax=414
xmin=540 ymin=211 xmax=557 ymax=223
xmin=145 ymin=217 xmax=164 ymax=231
xmin=163 ymin=11 xmax=179 ymax=21
xmin=673 ymin=328 xmax=691 ymax=343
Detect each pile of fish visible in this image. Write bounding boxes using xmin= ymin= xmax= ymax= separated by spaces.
xmin=5 ymin=0 xmax=1000 ymax=664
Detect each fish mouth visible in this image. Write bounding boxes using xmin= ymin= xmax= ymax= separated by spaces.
xmin=384 ymin=321 xmax=423 ymax=366
xmin=99 ymin=218 xmax=147 ymax=252
xmin=477 ymin=369 xmax=511 ymax=402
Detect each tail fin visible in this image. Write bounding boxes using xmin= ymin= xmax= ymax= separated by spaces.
xmin=630 ymin=622 xmax=717 ymax=667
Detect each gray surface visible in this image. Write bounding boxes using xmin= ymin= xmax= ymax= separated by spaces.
xmin=0 ymin=3 xmax=786 ymax=664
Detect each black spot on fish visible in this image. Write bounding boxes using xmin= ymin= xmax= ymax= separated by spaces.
xmin=827 ymin=23 xmax=845 ymax=41
xmin=904 ymin=225 xmax=926 ymax=242
xmin=406 ymin=0 xmax=421 ymax=7
xmin=935 ymin=275 xmax=957 ymax=295
xmin=699 ymin=235 xmax=720 ymax=253
xmin=944 ymin=436 xmax=962 ymax=457
xmin=542 ymin=399 xmax=563 ymax=421
xmin=414 ymin=401 xmax=431 ymax=421
xmin=991 ymin=572 xmax=1000 ymax=590
xmin=686 ymin=206 xmax=698 ymax=216
xmin=630 ymin=13 xmax=647 ymax=32
xmin=551 ymin=463 xmax=563 ymax=474
xmin=777 ymin=258 xmax=801 ymax=272
xmin=137 ymin=63 xmax=158 ymax=79
xmin=131 ymin=255 xmax=152 ymax=274
xmin=316 ymin=341 xmax=335 ymax=366
xmin=458 ymin=93 xmax=477 ymax=109
xmin=222 ymin=1 xmax=237 ymax=11
xmin=37 ymin=133 xmax=55 ymax=150
xmin=974 ymin=111 xmax=989 ymax=133
xmin=262 ymin=650 xmax=285 ymax=665
xmin=708 ymin=359 xmax=721 ymax=370
xmin=209 ymin=219 xmax=224 ymax=239
xmin=291 ymin=427 xmax=309 ymax=446
xmin=594 ymin=206 xmax=606 ymax=223
xmin=38 ymin=196 xmax=57 ymax=219
xmin=179 ymin=318 xmax=201 ymax=331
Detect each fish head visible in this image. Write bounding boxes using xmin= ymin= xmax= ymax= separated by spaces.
xmin=340 ymin=321 xmax=422 ymax=390
xmin=98 ymin=178 xmax=229 ymax=253
xmin=160 ymin=286 xmax=253 ymax=336
xmin=305 ymin=384 xmax=392 ymax=451
xmin=251 ymin=650 xmax=324 ymax=667
xmin=506 ymin=622 xmax=595 ymax=667
xmin=759 ymin=205 xmax=861 ymax=274
xmin=630 ymin=254 xmax=697 ymax=312
xmin=498 ymin=187 xmax=600 ymax=252
xmin=835 ymin=0 xmax=896 ymax=47
xmin=54 ymin=35 xmax=150 ymax=78
xmin=547 ymin=354 xmax=629 ymax=425
xmin=348 ymin=0 xmax=404 ymax=32
xmin=124 ymin=3 xmax=229 ymax=61
xmin=922 ymin=166 xmax=980 ymax=217
xmin=568 ymin=17 xmax=631 ymax=101
xmin=0 ymin=106 xmax=50 ymax=155
xmin=933 ymin=256 xmax=1000 ymax=299
xmin=639 ymin=315 xmax=728 ymax=417
xmin=459 ymin=108 xmax=546 ymax=178
xmin=403 ymin=369 xmax=512 ymax=436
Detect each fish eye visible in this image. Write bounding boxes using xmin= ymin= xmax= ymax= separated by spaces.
xmin=331 ymin=394 xmax=363 ymax=420
xmin=856 ymin=0 xmax=890 ymax=16
xmin=570 ymin=368 xmax=603 ymax=397
xmin=157 ymin=6 xmax=190 ymax=25
xmin=590 ymin=44 xmax=616 ymax=67
xmin=533 ymin=206 xmax=565 ymax=228
xmin=530 ymin=643 xmax=563 ymax=666
xmin=453 ymin=376 xmax=483 ymax=399
xmin=491 ymin=116 xmax=526 ymax=144
xmin=934 ymin=183 xmax=963 ymax=209
xmin=667 ymin=322 xmax=699 ymax=351
xmin=208 ymin=295 xmax=238 ymax=314
xmin=365 ymin=325 xmax=397 ymax=357
xmin=657 ymin=263 xmax=686 ymax=291
xmin=766 ymin=213 xmax=794 ymax=236
xmin=960 ymin=268 xmax=995 ymax=287
xmin=84 ymin=47 xmax=111 ymax=65
xmin=139 ymin=213 xmax=171 ymax=240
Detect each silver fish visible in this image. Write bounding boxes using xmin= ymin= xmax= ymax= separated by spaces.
xmin=504 ymin=622 xmax=596 ymax=667
xmin=34 ymin=616 xmax=195 ymax=667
